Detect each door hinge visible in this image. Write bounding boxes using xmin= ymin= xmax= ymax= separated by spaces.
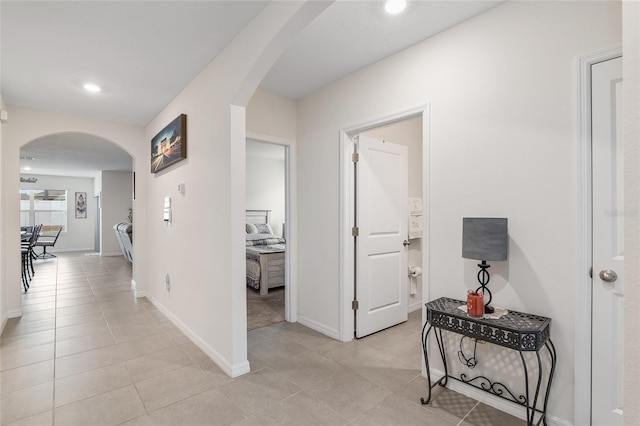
xmin=352 ymin=226 xmax=359 ymax=237
xmin=352 ymin=300 xmax=359 ymax=310
xmin=352 ymin=152 xmax=359 ymax=163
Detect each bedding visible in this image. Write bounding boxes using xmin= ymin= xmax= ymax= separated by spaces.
xmin=245 ymin=228 xmax=285 ymax=295
xmin=246 ymin=232 xmax=285 ymax=247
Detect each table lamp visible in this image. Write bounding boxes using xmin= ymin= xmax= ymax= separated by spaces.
xmin=462 ymin=217 xmax=508 ymax=314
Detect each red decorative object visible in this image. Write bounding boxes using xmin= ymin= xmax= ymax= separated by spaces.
xmin=467 ymin=291 xmax=484 ymax=318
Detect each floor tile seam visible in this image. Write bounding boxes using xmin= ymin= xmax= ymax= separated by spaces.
xmin=126 ymin=370 xmax=207 ymax=419
xmin=52 ymin=382 xmax=136 ymax=412
xmin=456 ymin=399 xmax=480 ymax=425
xmin=2 ymin=317 xmax=55 ymax=339
xmin=280 ymin=386 xmax=351 ymax=423
xmin=54 ymin=352 xmax=127 ymax=380
xmin=370 ymin=370 xmax=423 ymax=395
xmin=1 ymin=404 xmax=53 ymax=426
xmin=0 ymin=339 xmax=56 ymax=355
xmin=143 ymin=381 xmax=246 ymax=423
xmin=118 ymin=343 xmax=202 ymax=397
xmin=54 ymin=357 xmax=133 ymax=384
xmin=51 ymin=256 xmax=60 ymax=426
xmin=109 ymin=328 xmax=172 ymax=345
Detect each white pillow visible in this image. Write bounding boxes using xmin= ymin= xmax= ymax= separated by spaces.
xmin=246 ymin=223 xmax=258 ymax=234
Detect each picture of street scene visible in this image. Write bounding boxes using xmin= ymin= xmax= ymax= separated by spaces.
xmin=151 ymin=114 xmax=186 ymax=173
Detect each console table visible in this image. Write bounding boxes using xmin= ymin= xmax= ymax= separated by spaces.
xmin=421 ymin=297 xmax=556 ymax=426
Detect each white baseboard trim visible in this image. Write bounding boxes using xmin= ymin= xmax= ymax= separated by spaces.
xmin=145 ymin=294 xmax=248 ymax=378
xmin=131 ymin=280 xmax=147 ymax=298
xmin=7 ymin=309 xmax=22 ymax=318
xmin=297 ymin=315 xmax=340 ymax=340
xmin=100 ymin=251 xmax=124 ymax=257
xmin=427 ymin=368 xmax=570 ymax=426
xmin=47 ymin=247 xmax=94 ymax=253
xmin=408 ymin=301 xmax=422 ymax=313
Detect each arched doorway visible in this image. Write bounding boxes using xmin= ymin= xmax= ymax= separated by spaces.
xmin=1 ymin=116 xmax=143 ymax=323
xmin=20 ymin=132 xmax=134 ymax=259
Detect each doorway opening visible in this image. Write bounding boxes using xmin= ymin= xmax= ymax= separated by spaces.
xmin=245 ymin=134 xmax=296 ymax=330
xmin=339 ymin=106 xmax=430 ymax=341
xmin=19 ymin=132 xmax=135 ymax=283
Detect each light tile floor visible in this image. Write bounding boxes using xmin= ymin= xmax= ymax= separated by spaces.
xmin=1 ymin=252 xmax=526 ymax=425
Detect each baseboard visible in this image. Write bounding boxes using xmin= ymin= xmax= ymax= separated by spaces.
xmin=297 ymin=315 xmax=340 ymax=340
xmin=53 ymin=247 xmax=94 ymax=253
xmin=131 ymin=280 xmax=147 ymax=298
xmin=427 ymin=368 xmax=570 ymax=426
xmin=408 ymin=301 xmax=422 ymax=313
xmin=7 ymin=309 xmax=22 ymax=318
xmin=144 ymin=294 xmax=248 ymax=378
xmin=100 ymin=251 xmax=124 ymax=257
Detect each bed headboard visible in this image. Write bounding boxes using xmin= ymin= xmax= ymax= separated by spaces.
xmin=246 ymin=209 xmax=271 ymax=225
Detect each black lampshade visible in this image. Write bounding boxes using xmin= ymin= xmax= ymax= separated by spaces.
xmin=462 ymin=218 xmax=508 ymax=261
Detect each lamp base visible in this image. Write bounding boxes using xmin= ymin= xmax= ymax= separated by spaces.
xmin=484 ymin=304 xmax=495 ymax=314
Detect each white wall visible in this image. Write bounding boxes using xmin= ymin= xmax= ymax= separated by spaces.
xmin=141 ymin=1 xmax=330 ymax=377
xmin=362 ymin=117 xmax=423 ymax=311
xmin=295 ymin=2 xmax=621 ymax=424
xmin=246 ymin=140 xmax=285 ymax=237
xmin=20 ymin=174 xmax=95 ymax=252
xmin=247 ymin=88 xmax=297 ymax=141
xmin=0 ymin=95 xmax=7 ymax=331
xmin=99 ymin=171 xmax=132 ymax=256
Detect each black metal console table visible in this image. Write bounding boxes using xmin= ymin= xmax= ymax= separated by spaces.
xmin=421 ymin=297 xmax=556 ymax=426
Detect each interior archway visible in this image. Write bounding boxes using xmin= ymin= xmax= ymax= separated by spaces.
xmin=13 ymin=130 xmax=138 ymax=313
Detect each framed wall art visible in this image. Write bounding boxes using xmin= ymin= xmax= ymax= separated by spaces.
xmin=75 ymin=192 xmax=87 ymax=219
xmin=151 ymin=114 xmax=187 ymax=173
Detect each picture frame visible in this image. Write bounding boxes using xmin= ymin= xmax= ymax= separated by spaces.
xmin=75 ymin=192 xmax=87 ymax=219
xmin=151 ymin=114 xmax=187 ymax=173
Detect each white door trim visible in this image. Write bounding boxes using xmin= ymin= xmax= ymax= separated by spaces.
xmin=338 ymin=104 xmax=431 ymax=342
xmin=246 ymin=131 xmax=297 ymax=322
xmin=575 ymin=44 xmax=622 ymax=426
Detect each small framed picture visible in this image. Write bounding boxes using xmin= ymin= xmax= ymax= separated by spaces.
xmin=75 ymin=192 xmax=87 ymax=219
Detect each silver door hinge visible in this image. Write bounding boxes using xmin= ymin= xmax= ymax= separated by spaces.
xmin=352 ymin=300 xmax=359 ymax=310
xmin=352 ymin=226 xmax=359 ymax=237
xmin=352 ymin=152 xmax=359 ymax=163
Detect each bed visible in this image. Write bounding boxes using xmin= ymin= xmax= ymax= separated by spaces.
xmin=246 ymin=210 xmax=285 ymax=295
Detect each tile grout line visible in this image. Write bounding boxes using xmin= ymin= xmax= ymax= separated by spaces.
xmin=457 ymin=399 xmax=480 ymax=425
xmin=52 ymin=256 xmax=59 ymax=426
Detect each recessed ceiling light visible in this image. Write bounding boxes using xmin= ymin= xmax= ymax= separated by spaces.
xmin=385 ymin=0 xmax=406 ymax=15
xmin=83 ymin=83 xmax=101 ymax=93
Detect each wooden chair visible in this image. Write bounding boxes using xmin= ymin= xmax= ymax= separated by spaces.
xmin=34 ymin=226 xmax=62 ymax=259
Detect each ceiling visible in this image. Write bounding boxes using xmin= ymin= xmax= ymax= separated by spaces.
xmin=2 ymin=0 xmax=503 ymax=178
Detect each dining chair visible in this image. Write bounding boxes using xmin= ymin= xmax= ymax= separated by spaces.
xmin=21 ymin=224 xmax=41 ymax=291
xmin=34 ymin=225 xmax=62 ymax=259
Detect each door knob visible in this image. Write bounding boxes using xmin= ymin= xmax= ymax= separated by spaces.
xmin=599 ymin=269 xmax=618 ymax=283
xmin=403 ymin=240 xmax=411 ymax=247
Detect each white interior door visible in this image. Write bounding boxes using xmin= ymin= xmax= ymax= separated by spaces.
xmin=355 ymin=135 xmax=408 ymax=338
xmin=592 ymin=56 xmax=623 ymax=426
